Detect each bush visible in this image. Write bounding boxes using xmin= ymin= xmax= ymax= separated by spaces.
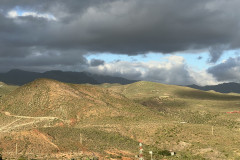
xmin=18 ymin=156 xmax=28 ymax=160
xmin=157 ymin=150 xmax=171 ymax=156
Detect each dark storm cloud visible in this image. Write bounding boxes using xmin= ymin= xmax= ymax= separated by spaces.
xmin=208 ymin=45 xmax=228 ymax=63
xmin=0 ymin=49 xmax=88 ymax=72
xmin=0 ymin=0 xmax=240 ymax=72
xmin=90 ymin=59 xmax=105 ymax=67
xmin=208 ymin=56 xmax=240 ymax=82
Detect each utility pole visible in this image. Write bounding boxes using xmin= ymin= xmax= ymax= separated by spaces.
xmin=149 ymin=151 xmax=153 ymax=160
xmin=80 ymin=133 xmax=83 ymax=144
xmin=139 ymin=142 xmax=144 ymax=160
xmin=15 ymin=143 xmax=18 ymax=157
xmin=212 ymin=126 xmax=214 ymax=135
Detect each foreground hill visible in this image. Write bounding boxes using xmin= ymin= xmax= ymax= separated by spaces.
xmin=0 ymin=79 xmax=161 ymax=159
xmin=188 ymin=82 xmax=240 ymax=94
xmin=0 ymin=69 xmax=137 ymax=85
xmin=1 ymin=80 xmax=240 ymax=159
xmin=0 ymin=79 xmax=152 ymax=121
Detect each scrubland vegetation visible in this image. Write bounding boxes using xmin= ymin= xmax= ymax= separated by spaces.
xmin=0 ymin=80 xmax=240 ymax=159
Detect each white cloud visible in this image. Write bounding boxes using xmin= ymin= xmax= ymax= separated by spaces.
xmin=87 ymin=56 xmax=196 ymax=85
xmin=22 ymin=12 xmax=57 ymax=21
xmin=86 ymin=55 xmax=221 ymax=86
xmin=7 ymin=10 xmax=18 ymax=18
xmin=7 ymin=10 xmax=57 ymax=21
xmin=189 ymin=69 xmax=219 ymax=86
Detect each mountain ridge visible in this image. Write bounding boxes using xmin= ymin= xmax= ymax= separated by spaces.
xmin=0 ymin=69 xmax=138 ymax=86
xmin=187 ymin=82 xmax=240 ymax=94
xmin=2 ymin=69 xmax=240 ymax=94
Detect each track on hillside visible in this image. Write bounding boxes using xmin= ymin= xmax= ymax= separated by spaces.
xmin=0 ymin=111 xmax=64 ymax=132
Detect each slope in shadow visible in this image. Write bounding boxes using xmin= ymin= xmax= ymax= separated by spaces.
xmin=175 ymin=89 xmax=240 ymax=100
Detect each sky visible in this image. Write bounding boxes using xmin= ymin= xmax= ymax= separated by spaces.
xmin=0 ymin=0 xmax=240 ymax=86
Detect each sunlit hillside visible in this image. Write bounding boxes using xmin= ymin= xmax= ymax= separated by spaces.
xmin=0 ymin=82 xmax=18 ymax=97
xmin=0 ymin=80 xmax=240 ymax=159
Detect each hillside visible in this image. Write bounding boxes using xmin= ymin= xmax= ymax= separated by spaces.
xmin=0 ymin=79 xmax=161 ymax=159
xmin=0 ymin=82 xmax=18 ymax=97
xmin=101 ymin=81 xmax=240 ymax=159
xmin=0 ymin=79 xmax=155 ymax=121
xmin=103 ymin=81 xmax=240 ymax=104
xmin=1 ymin=80 xmax=240 ymax=159
xmin=0 ymin=69 xmax=137 ymax=85
xmin=104 ymin=81 xmax=240 ymax=117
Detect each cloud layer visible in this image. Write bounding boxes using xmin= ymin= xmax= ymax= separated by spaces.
xmin=1 ymin=1 xmax=240 ymax=57
xmin=0 ymin=0 xmax=240 ymax=85
xmin=87 ymin=56 xmax=218 ymax=85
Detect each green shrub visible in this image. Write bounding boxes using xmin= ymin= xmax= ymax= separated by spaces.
xmin=157 ymin=150 xmax=171 ymax=156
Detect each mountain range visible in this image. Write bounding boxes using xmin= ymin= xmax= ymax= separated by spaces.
xmin=1 ymin=69 xmax=240 ymax=94
xmin=0 ymin=69 xmax=137 ymax=86
xmin=187 ymin=82 xmax=240 ymax=94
